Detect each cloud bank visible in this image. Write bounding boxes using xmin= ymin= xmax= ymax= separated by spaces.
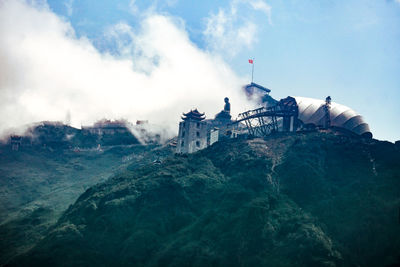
xmin=0 ymin=0 xmax=256 ymax=137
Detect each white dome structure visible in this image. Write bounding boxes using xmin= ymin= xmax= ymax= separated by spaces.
xmin=293 ymin=96 xmax=371 ymax=137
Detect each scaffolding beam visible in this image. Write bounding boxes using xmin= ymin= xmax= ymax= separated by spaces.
xmin=236 ymin=97 xmax=298 ymax=137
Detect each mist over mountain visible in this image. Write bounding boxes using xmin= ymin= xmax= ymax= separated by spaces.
xmin=8 ymin=132 xmax=400 ymax=267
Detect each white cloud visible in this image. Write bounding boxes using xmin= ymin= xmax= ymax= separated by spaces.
xmin=103 ymin=22 xmax=136 ymax=58
xmin=0 ymin=0 xmax=255 ymax=137
xmin=203 ymin=9 xmax=257 ymax=57
xmin=203 ymin=0 xmax=271 ymax=57
xmin=129 ymin=0 xmax=138 ymax=15
xmin=64 ymin=0 xmax=74 ymax=16
xmin=247 ymin=0 xmax=272 ymax=24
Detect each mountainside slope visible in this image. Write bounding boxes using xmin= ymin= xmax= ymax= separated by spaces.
xmin=13 ymin=132 xmax=400 ymax=266
xmin=0 ymin=143 xmax=173 ymax=265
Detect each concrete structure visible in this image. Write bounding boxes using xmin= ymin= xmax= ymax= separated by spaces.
xmin=209 ymin=128 xmax=219 ymax=146
xmin=293 ymin=96 xmax=371 ymax=137
xmin=176 ymin=87 xmax=373 ymax=154
xmin=243 ymin=82 xmax=277 ymax=107
xmin=176 ymin=98 xmax=238 ymax=154
xmin=176 ymin=109 xmax=208 ymax=154
xmin=237 ymin=87 xmax=372 ymax=138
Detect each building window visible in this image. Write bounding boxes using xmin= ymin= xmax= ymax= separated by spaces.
xmin=196 ymin=141 xmax=200 ymax=147
xmin=197 ymin=122 xmax=200 ymax=128
xmin=181 ymin=141 xmax=184 ymax=147
xmin=182 ymin=131 xmax=185 ymax=137
xmin=196 ymin=131 xmax=200 ymax=137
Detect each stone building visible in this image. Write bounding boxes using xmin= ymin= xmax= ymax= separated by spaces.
xmin=176 ymin=98 xmax=239 ymax=154
xmin=176 ymin=109 xmax=208 ymax=154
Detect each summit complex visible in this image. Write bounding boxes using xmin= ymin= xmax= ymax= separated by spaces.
xmin=176 ymin=83 xmax=371 ymax=154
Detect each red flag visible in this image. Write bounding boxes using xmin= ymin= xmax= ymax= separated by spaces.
xmin=248 ymin=59 xmax=253 ymax=64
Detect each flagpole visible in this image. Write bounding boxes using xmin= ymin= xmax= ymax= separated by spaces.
xmin=251 ymin=58 xmax=254 ymax=83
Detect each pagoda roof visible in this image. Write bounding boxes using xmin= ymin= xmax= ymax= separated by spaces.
xmin=182 ymin=109 xmax=205 ymax=121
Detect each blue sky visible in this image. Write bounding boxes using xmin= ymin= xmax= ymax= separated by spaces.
xmin=1 ymin=0 xmax=399 ymax=141
xmin=47 ymin=0 xmax=400 ymax=141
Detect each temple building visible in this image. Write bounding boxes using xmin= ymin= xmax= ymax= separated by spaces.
xmin=176 ymin=109 xmax=208 ymax=154
xmin=176 ymin=98 xmax=237 ymax=154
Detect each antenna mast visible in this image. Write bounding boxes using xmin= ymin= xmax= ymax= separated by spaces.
xmin=251 ymin=58 xmax=254 ymax=83
xmin=248 ymin=58 xmax=255 ymax=83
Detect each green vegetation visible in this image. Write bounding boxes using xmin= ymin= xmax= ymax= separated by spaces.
xmin=7 ymin=132 xmax=400 ymax=266
xmin=17 ymin=122 xmax=140 ymax=149
xmin=0 ymin=142 xmax=173 ymax=265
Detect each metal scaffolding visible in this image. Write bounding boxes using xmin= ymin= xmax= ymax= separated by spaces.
xmin=236 ymin=97 xmax=299 ymax=137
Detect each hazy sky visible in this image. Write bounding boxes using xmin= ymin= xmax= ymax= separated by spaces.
xmin=1 ymin=0 xmax=399 ymax=141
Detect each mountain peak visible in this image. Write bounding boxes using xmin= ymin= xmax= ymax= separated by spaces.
xmin=12 ymin=132 xmax=400 ymax=266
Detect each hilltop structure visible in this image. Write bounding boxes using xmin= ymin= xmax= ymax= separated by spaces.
xmin=177 ymin=84 xmax=372 ymax=153
xmin=237 ymin=94 xmax=372 ymax=138
xmin=244 ymin=82 xmax=277 ymax=107
xmin=176 ymin=109 xmax=208 ymax=154
xmin=176 ymin=98 xmax=239 ymax=154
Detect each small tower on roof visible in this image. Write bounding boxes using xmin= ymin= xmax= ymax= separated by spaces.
xmin=176 ymin=109 xmax=208 ymax=154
